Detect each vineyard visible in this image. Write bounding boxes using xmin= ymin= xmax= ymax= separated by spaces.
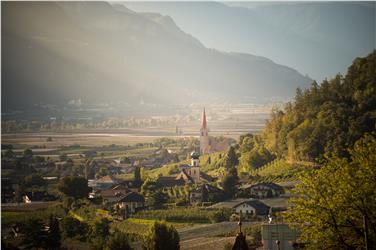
xmin=248 ymin=159 xmax=316 ymax=184
xmin=131 ymin=207 xmax=233 ymax=224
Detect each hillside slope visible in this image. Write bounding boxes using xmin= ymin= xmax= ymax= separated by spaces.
xmin=2 ymin=2 xmax=312 ymax=111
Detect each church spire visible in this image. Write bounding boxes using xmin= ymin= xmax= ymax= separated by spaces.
xmin=201 ymin=108 xmax=207 ymax=129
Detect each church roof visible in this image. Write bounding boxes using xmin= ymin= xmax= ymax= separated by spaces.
xmin=190 ymin=151 xmax=200 ymax=159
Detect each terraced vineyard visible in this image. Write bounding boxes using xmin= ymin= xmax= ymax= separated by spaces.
xmin=249 ymin=159 xmax=317 ymax=183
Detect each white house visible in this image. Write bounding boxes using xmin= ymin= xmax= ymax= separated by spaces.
xmin=233 ymin=199 xmax=270 ymax=217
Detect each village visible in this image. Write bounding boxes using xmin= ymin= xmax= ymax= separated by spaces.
xmin=1 ymin=109 xmax=297 ymax=250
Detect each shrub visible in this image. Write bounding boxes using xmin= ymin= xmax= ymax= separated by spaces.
xmin=105 ymin=230 xmax=132 ymax=250
xmin=209 ymin=208 xmax=232 ymax=223
xmin=143 ymin=221 xmax=179 ymax=250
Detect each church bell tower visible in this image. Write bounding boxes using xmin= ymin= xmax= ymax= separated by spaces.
xmin=200 ymin=108 xmax=210 ymax=154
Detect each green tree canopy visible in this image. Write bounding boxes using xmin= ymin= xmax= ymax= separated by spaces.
xmin=221 ymin=167 xmax=239 ymax=199
xmin=224 ymin=146 xmax=239 ymax=169
xmin=58 ymin=176 xmax=91 ymax=199
xmin=24 ymin=173 xmax=46 ymax=187
xmin=143 ymin=221 xmax=180 ymax=250
xmin=285 ymin=133 xmax=376 ymax=249
xmin=23 ymin=148 xmax=33 ymax=158
xmin=262 ymin=51 xmax=376 ymax=162
xmin=105 ymin=230 xmax=131 ymax=250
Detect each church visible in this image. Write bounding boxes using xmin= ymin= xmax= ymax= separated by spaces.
xmin=199 ymin=108 xmax=228 ymax=154
xmin=157 ymin=108 xmax=223 ymax=187
xmin=200 ymin=108 xmax=210 ymax=154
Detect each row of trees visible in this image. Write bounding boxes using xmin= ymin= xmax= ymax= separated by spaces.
xmin=2 ymin=114 xmax=199 ymax=133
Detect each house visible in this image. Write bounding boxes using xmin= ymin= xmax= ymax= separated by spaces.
xmin=121 ymin=180 xmax=141 ymax=192
xmin=100 ymin=184 xmax=130 ymax=203
xmin=80 ymin=151 xmax=97 ymax=158
xmin=156 ymin=176 xmax=186 ymax=188
xmin=23 ymin=191 xmax=57 ymax=203
xmin=94 ymin=175 xmax=122 ymax=190
xmin=243 ymin=182 xmax=284 ymax=199
xmin=233 ymin=199 xmax=270 ymax=218
xmin=115 ymin=192 xmax=145 ymax=215
xmin=189 ymin=183 xmax=225 ymax=204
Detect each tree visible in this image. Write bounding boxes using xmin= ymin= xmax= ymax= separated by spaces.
xmin=61 ymin=216 xmax=89 ymax=240
xmin=141 ymin=179 xmax=157 ymax=196
xmin=89 ymin=218 xmax=111 ymax=249
xmin=23 ymin=148 xmax=33 ymax=158
xmin=14 ymin=183 xmax=26 ymax=203
xmin=46 ymin=215 xmax=61 ymax=249
xmin=105 ymin=230 xmax=131 ymax=250
xmin=140 ymin=166 xmax=146 ymax=181
xmin=18 ymin=218 xmax=48 ymax=248
xmin=221 ymin=167 xmax=239 ymax=199
xmin=134 ymin=166 xmax=142 ymax=187
xmin=24 ymin=173 xmax=46 ymax=187
xmin=285 ymin=133 xmax=376 ymax=249
xmin=58 ymin=176 xmax=91 ymax=199
xmin=92 ymin=218 xmax=110 ymax=239
xmin=147 ymin=190 xmax=168 ymax=209
xmin=4 ymin=148 xmax=15 ymax=159
xmin=143 ymin=221 xmax=180 ymax=250
xmin=261 ymin=51 xmax=376 ymax=161
xmin=224 ymin=146 xmax=238 ymax=169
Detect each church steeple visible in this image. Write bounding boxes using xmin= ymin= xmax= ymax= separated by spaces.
xmin=201 ymin=108 xmax=207 ymax=129
xmin=200 ymin=108 xmax=210 ymax=154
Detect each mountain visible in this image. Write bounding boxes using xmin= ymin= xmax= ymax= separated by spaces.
xmin=123 ymin=2 xmax=376 ymax=81
xmin=2 ymin=2 xmax=312 ymax=111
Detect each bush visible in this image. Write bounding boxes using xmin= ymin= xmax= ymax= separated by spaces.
xmin=61 ymin=216 xmax=89 ymax=241
xmin=143 ymin=221 xmax=179 ymax=250
xmin=105 ymin=230 xmax=132 ymax=250
xmin=209 ymin=208 xmax=232 ymax=223
xmin=244 ymin=225 xmax=262 ymax=247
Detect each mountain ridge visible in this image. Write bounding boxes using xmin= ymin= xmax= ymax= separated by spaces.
xmin=2 ymin=1 xmax=312 ymax=111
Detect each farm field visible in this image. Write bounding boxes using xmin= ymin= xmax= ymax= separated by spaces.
xmin=180 ymin=236 xmax=235 ymax=250
xmin=1 ymin=110 xmax=270 ymax=149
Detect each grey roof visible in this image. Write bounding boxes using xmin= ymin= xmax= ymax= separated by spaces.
xmin=244 ymin=182 xmax=284 ymax=192
xmin=117 ymin=192 xmax=144 ymax=203
xmin=233 ymin=199 xmax=270 ymax=215
xmin=156 ymin=176 xmax=185 ymax=187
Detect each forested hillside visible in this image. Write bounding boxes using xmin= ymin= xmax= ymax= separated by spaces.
xmin=261 ymin=51 xmax=376 ymax=162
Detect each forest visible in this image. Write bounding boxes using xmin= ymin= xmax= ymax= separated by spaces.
xmin=239 ymin=50 xmax=376 ymax=168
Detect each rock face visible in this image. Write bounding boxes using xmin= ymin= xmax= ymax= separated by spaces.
xmin=2 ymin=2 xmax=312 ymax=110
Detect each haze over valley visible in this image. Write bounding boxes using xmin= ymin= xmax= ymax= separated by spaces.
xmin=1 ymin=2 xmax=375 ymax=250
